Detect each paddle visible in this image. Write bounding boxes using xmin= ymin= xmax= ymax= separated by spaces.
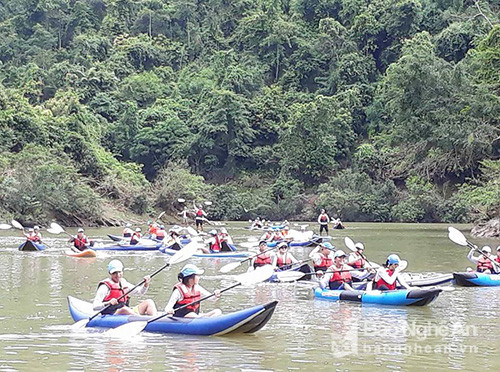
xmin=219 ymin=245 xmax=278 ymax=273
xmin=155 ymin=211 xmax=165 ymax=222
xmin=11 ymin=219 xmax=25 ymax=231
xmin=72 ymin=243 xmax=198 ymax=330
xmin=105 ymin=265 xmax=275 ymax=337
xmin=447 ymin=226 xmax=500 ymax=271
xmin=344 ymin=237 xmax=380 ymax=270
xmin=0 ymin=223 xmax=12 ymax=230
xmin=177 ymin=198 xmax=186 ymax=203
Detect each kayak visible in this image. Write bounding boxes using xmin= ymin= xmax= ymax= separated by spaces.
xmin=453 ymin=272 xmax=500 ymax=287
xmin=67 ymin=296 xmax=278 ymax=335
xmin=108 ymin=234 xmax=191 ymax=245
xmin=93 ymin=244 xmax=161 ymax=251
xmin=266 ymin=236 xmax=325 ymax=248
xmin=65 ymin=249 xmax=97 ymax=258
xmin=18 ymin=241 xmax=46 ymax=251
xmin=403 ymin=273 xmax=454 ymax=287
xmin=268 ymin=263 xmax=313 ymax=282
xmin=314 ymin=287 xmax=442 ymax=306
xmin=160 ymin=246 xmax=251 ymax=258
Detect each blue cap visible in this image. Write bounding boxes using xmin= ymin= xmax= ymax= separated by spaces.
xmin=180 ymin=264 xmax=204 ymax=278
xmin=322 ymin=242 xmax=335 ymax=250
xmin=387 ymin=254 xmax=400 ymax=265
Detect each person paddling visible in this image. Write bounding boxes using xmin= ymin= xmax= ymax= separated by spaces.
xmin=309 ymin=242 xmax=335 ymax=276
xmin=467 ymin=246 xmax=498 ymax=274
xmin=155 ymin=225 xmax=166 ymax=241
xmin=371 ymin=254 xmax=411 ymax=290
xmin=93 ymin=260 xmax=157 ymax=316
xmin=250 ymin=241 xmax=277 ymax=269
xmin=218 ymin=228 xmax=234 ymax=251
xmin=275 ymin=242 xmax=299 ymax=270
xmin=148 ymin=221 xmax=159 ymax=238
xmin=122 ymin=223 xmax=133 ymax=238
xmin=24 ymin=226 xmax=42 ymax=243
xmin=347 ymin=243 xmax=375 ymax=281
xmin=69 ymin=228 xmax=94 ymax=252
xmin=317 ymin=209 xmax=330 ymax=236
xmin=130 ymin=227 xmax=142 ymax=245
xmin=320 ymin=250 xmax=355 ymax=290
xmin=164 ymin=264 xmax=221 ymax=318
xmin=163 ymin=227 xmax=182 ymax=251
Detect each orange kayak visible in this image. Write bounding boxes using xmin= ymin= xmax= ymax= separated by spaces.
xmin=65 ymin=249 xmax=97 ymax=258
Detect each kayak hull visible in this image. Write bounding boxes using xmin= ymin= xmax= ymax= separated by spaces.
xmin=108 ymin=234 xmax=191 ymax=245
xmin=18 ymin=241 xmax=46 ymax=251
xmin=314 ymin=287 xmax=442 ymax=306
xmin=160 ymin=247 xmax=251 ymax=258
xmin=65 ymin=249 xmax=97 ymax=258
xmin=453 ymin=272 xmax=500 ymax=287
xmin=93 ymin=244 xmax=161 ymax=251
xmin=68 ymin=296 xmax=277 ymax=335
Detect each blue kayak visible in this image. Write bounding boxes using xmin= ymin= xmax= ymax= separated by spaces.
xmin=314 ymin=287 xmax=442 ymax=306
xmin=18 ymin=241 xmax=46 ymax=251
xmin=68 ymin=296 xmax=277 ymax=335
xmin=266 ymin=236 xmax=324 ymax=248
xmin=107 ymin=234 xmax=191 ymax=245
xmin=453 ymin=272 xmax=500 ymax=287
xmin=160 ymin=246 xmax=251 ymax=258
xmin=93 ymin=243 xmax=161 ymax=251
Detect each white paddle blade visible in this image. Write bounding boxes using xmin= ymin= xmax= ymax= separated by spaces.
xmin=235 ymin=265 xmax=274 ymax=286
xmin=398 ymin=260 xmax=408 ymax=271
xmin=276 ymin=270 xmax=306 ymax=282
xmin=11 ymin=219 xmax=23 ymax=230
xmin=344 ymin=237 xmax=356 ymax=251
xmin=105 ymin=321 xmax=148 ymax=338
xmin=0 ymin=223 xmax=12 ymax=230
xmin=219 ymin=261 xmax=242 ymax=274
xmin=186 ymin=226 xmax=198 ymax=236
xmin=49 ymin=222 xmax=66 ymax=234
xmin=178 ymin=198 xmax=186 ymax=203
xmin=70 ymin=319 xmax=90 ymax=330
xmin=157 ymin=211 xmax=166 ymax=220
xmin=169 ymin=242 xmax=199 ymax=265
xmin=204 ymin=201 xmax=212 ymax=206
xmin=447 ymin=227 xmax=468 ymax=246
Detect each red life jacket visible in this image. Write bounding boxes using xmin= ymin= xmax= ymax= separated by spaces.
xmin=254 ymin=253 xmax=272 ymax=268
xmin=349 ymin=255 xmax=366 ymax=269
xmin=27 ymin=232 xmax=41 ymax=242
xmin=314 ymin=253 xmax=333 ymax=271
xmin=99 ymin=279 xmax=130 ymax=305
xmin=210 ymin=236 xmax=221 ymax=252
xmin=375 ymin=269 xmax=397 ymax=290
xmin=74 ymin=235 xmax=89 ymax=250
xmin=130 ymin=232 xmax=141 ymax=244
xmin=196 ymin=209 xmax=203 ymax=217
xmin=149 ymin=225 xmax=158 ymax=235
xmin=277 ymin=254 xmax=292 ymax=268
xmin=156 ymin=230 xmax=165 ymax=240
xmin=320 ymin=215 xmax=328 ymax=223
xmin=477 ymin=256 xmax=494 ymax=272
xmin=496 ymin=256 xmax=500 ymax=264
xmin=330 ymin=266 xmax=352 ymax=283
xmin=173 ymin=283 xmax=200 ymax=317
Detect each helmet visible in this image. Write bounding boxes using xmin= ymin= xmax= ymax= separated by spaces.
xmin=28 ymin=228 xmax=34 ymax=232
xmin=355 ymin=242 xmax=365 ymax=251
xmin=277 ymin=242 xmax=288 ymax=250
xmin=33 ymin=226 xmax=40 ymax=230
xmin=321 ymin=242 xmax=334 ymax=250
xmin=77 ymin=228 xmax=84 ymax=233
xmin=481 ymin=246 xmax=492 ymax=254
xmin=135 ymin=227 xmax=142 ymax=232
xmin=387 ymin=254 xmax=401 ymax=265
xmin=334 ymin=250 xmax=347 ymax=258
xmin=209 ymin=229 xmax=217 ymax=236
xmin=160 ymin=225 xmax=165 ymax=230
xmin=180 ymin=264 xmax=204 ymax=278
xmin=108 ymin=259 xmax=124 ymax=274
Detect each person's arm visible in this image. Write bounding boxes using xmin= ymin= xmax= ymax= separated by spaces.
xmin=467 ymin=248 xmax=479 ymax=264
xmin=319 ymin=271 xmax=333 ymax=289
xmin=123 ymin=277 xmax=149 ymax=296
xmin=92 ymin=284 xmax=111 ymax=311
xmin=317 ymin=215 xmax=322 ymax=224
xmin=376 ymin=268 xmax=398 ymax=286
xmin=309 ymin=246 xmax=320 ymax=259
xmin=396 ymin=273 xmax=412 ymax=289
xmin=326 ymin=215 xmax=330 ymax=223
xmin=164 ymin=288 xmax=182 ymax=314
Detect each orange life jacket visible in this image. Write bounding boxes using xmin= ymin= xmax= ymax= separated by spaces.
xmin=98 ymin=279 xmax=130 ymax=314
xmin=375 ymin=269 xmax=397 ymax=290
xmin=314 ymin=254 xmax=333 ymax=271
xmin=254 ymin=253 xmax=272 ymax=268
xmin=477 ymin=256 xmax=494 ymax=272
xmin=277 ymin=253 xmax=292 ymax=269
xmin=173 ymin=283 xmax=201 ymax=317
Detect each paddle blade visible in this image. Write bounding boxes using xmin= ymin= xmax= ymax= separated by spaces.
xmin=11 ymin=219 xmax=23 ymax=230
xmin=178 ymin=198 xmax=186 ymax=203
xmin=219 ymin=261 xmax=242 ymax=274
xmin=398 ymin=260 xmax=408 ymax=271
xmin=49 ymin=222 xmax=66 ymax=234
xmin=168 ymin=242 xmax=199 ymax=265
xmin=448 ymin=227 xmax=468 ymax=246
xmin=276 ymin=270 xmax=306 ymax=282
xmin=157 ymin=211 xmax=165 ymax=221
xmin=186 ymin=226 xmax=198 ymax=236
xmin=204 ymin=201 xmax=212 ymax=206
xmin=235 ymin=265 xmax=274 ymax=286
xmin=105 ymin=321 xmax=148 ymax=338
xmin=70 ymin=318 xmax=89 ymax=330
xmin=344 ymin=237 xmax=356 ymax=251
xmin=0 ymin=223 xmax=12 ymax=230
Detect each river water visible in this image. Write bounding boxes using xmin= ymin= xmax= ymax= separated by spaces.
xmin=0 ymin=222 xmax=499 ymax=371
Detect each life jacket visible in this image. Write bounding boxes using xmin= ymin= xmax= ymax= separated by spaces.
xmin=219 ymin=233 xmax=229 ymax=242
xmin=314 ymin=253 xmax=333 ymax=271
xmin=329 ymin=266 xmax=352 ymax=283
xmin=27 ymin=232 xmax=41 ymax=242
xmin=155 ymin=230 xmax=165 ymax=240
xmin=375 ymin=269 xmax=397 ymax=290
xmin=320 ymin=215 xmax=328 ymax=223
xmin=254 ymin=253 xmax=272 ymax=268
xmin=122 ymin=228 xmax=133 ymax=238
xmin=99 ymin=279 xmax=130 ymax=314
xmin=477 ymin=256 xmax=494 ymax=272
xmin=73 ymin=235 xmax=89 ymax=251
xmin=196 ymin=209 xmax=204 ymax=217
xmin=277 ymin=253 xmax=292 ymax=269
xmin=349 ymin=255 xmax=366 ymax=269
xmin=148 ymin=224 xmax=158 ymax=235
xmin=173 ymin=283 xmax=200 ymax=317
xmin=496 ymin=256 xmax=500 ymax=264
xmin=210 ymin=236 xmax=221 ymax=252
xmin=130 ymin=232 xmax=141 ymax=245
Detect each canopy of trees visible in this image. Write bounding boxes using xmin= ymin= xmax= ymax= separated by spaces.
xmin=0 ymin=0 xmax=498 ymax=224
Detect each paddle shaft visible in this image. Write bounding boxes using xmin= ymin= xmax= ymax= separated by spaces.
xmin=467 ymin=242 xmax=500 ymax=271
xmin=150 ymin=282 xmax=241 ymax=323
xmin=88 ymin=263 xmax=171 ymax=322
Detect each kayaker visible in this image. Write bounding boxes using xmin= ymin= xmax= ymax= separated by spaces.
xmin=275 ymin=242 xmax=299 ymax=270
xmin=347 ymin=242 xmax=375 ymax=281
xmin=251 ymin=217 xmax=263 ymax=229
xmin=164 ymin=264 xmax=221 ymax=318
xmin=92 ymin=259 xmax=157 ymax=316
xmin=155 ymin=225 xmax=166 ymax=240
xmin=122 ymin=223 xmax=133 ymax=238
xmin=320 ymin=250 xmax=355 ymax=290
xmin=332 ymin=216 xmax=345 ymax=229
xmin=148 ymin=221 xmax=159 ymax=238
xmin=309 ymin=242 xmax=335 ymax=276
xmin=25 ymin=226 xmax=42 ymax=242
xmin=130 ymin=228 xmax=142 ymax=245
xmin=371 ymin=254 xmax=411 ymax=290
xmin=193 ymin=204 xmax=207 ymax=232
xmin=218 ymin=228 xmax=234 ymax=251
xmin=178 ymin=206 xmax=190 ymax=225
xmin=317 ymin=209 xmax=330 ymax=236
xmin=467 ymin=246 xmax=498 ymax=274
xmin=207 ymin=229 xmax=222 ymax=253
xmin=251 ymin=241 xmax=277 ymax=269
xmin=69 ymin=228 xmax=93 ymax=252
xmin=163 ymin=227 xmax=182 ymax=251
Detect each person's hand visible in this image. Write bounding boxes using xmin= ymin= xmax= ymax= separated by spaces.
xmin=214 ymin=290 xmax=221 ymax=299
xmin=143 ymin=275 xmax=151 ymax=287
xmin=108 ymin=298 xmax=118 ymax=306
xmin=166 ymin=308 xmax=174 ymax=315
xmin=315 ymin=270 xmax=324 ymax=278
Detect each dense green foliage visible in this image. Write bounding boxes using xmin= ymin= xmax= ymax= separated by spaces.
xmin=0 ymin=0 xmax=498 ymax=224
